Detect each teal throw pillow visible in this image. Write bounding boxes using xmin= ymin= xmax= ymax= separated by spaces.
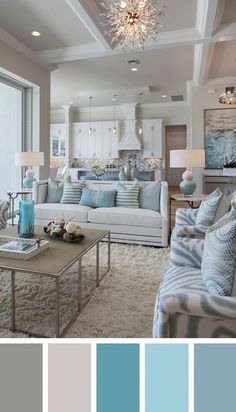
xmin=195 ymin=188 xmax=222 ymax=228
xmin=60 ymin=178 xmax=86 ymax=204
xmin=202 ymin=220 xmax=236 ymax=296
xmin=115 ymin=182 xmax=140 ymax=208
xmin=80 ymin=188 xmax=116 ymax=208
xmin=46 ymin=178 xmax=64 ymax=203
xmin=139 ymin=180 xmax=161 ymax=212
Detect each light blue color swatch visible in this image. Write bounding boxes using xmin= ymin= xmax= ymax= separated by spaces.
xmin=97 ymin=344 xmax=139 ymax=412
xmin=195 ymin=344 xmax=236 ymax=412
xmin=145 ymin=344 xmax=188 ymax=412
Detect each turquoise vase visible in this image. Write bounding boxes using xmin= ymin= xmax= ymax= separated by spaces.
xmin=18 ymin=200 xmax=35 ymax=238
xmin=180 ymin=180 xmax=196 ymax=196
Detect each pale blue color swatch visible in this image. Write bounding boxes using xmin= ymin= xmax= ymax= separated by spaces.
xmin=97 ymin=344 xmax=139 ymax=412
xmin=145 ymin=344 xmax=188 ymax=412
xmin=195 ymin=344 xmax=236 ymax=412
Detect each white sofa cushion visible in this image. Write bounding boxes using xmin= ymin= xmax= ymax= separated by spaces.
xmin=35 ymin=203 xmax=93 ymax=223
xmin=88 ymin=207 xmax=162 ymax=228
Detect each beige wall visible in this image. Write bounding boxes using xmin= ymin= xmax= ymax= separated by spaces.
xmin=0 ymin=39 xmax=51 ymax=179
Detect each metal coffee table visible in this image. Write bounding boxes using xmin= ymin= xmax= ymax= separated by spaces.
xmin=0 ymin=226 xmax=110 ymax=337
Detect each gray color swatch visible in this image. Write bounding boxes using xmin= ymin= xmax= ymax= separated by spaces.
xmin=0 ymin=344 xmax=42 ymax=412
xmin=48 ymin=344 xmax=91 ymax=412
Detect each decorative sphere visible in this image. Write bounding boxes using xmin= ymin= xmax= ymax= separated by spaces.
xmin=65 ymin=222 xmax=77 ymax=234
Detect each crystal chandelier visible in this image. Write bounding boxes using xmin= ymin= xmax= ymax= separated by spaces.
xmin=219 ymin=87 xmax=236 ymax=105
xmin=102 ymin=0 xmax=165 ymax=52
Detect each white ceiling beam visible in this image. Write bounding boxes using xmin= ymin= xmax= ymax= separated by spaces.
xmin=196 ymin=0 xmax=225 ymax=37
xmin=37 ymin=28 xmax=203 ymax=64
xmin=193 ymin=0 xmax=226 ymax=86
xmin=193 ymin=43 xmax=216 ymax=86
xmin=64 ymin=0 xmax=112 ymax=50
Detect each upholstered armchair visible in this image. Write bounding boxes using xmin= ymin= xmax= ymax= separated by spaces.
xmin=153 ymin=237 xmax=236 ymax=338
xmin=0 ymin=200 xmax=10 ymax=230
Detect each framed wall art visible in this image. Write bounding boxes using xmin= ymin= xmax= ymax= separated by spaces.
xmin=204 ymin=108 xmax=236 ymax=169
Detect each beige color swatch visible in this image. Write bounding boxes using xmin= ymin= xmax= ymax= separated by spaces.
xmin=48 ymin=344 xmax=91 ymax=412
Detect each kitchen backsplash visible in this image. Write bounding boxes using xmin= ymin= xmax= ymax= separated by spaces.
xmin=68 ymin=151 xmax=162 ymax=171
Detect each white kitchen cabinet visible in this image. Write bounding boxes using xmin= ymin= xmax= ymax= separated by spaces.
xmin=50 ymin=123 xmax=66 ymax=157
xmin=72 ymin=121 xmax=119 ymax=159
xmin=72 ymin=123 xmax=90 ymax=158
xmin=142 ymin=119 xmax=164 ymax=158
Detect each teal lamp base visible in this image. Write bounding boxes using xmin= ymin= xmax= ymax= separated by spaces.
xmin=179 ymin=170 xmax=196 ymax=196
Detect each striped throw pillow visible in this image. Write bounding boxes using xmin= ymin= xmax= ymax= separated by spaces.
xmin=115 ymin=182 xmax=140 ymax=208
xmin=60 ymin=179 xmax=86 ymax=204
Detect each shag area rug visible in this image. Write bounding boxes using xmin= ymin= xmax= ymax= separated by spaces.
xmin=0 ymin=243 xmax=169 ymax=338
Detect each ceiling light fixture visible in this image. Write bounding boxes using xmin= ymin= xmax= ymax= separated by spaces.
xmin=161 ymin=94 xmax=167 ymax=98
xmin=89 ymin=96 xmax=93 ymax=135
xmin=31 ymin=30 xmax=41 ymax=37
xmin=113 ymin=94 xmax=118 ymax=135
xmin=219 ymin=87 xmax=236 ymax=105
xmin=138 ymin=92 xmax=143 ymax=135
xmin=102 ymin=0 xmax=166 ymax=52
xmin=128 ymin=59 xmax=140 ymax=72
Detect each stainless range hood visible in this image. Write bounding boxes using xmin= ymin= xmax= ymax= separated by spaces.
xmin=118 ymin=103 xmax=142 ymax=151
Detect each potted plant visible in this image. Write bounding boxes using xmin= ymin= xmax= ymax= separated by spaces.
xmin=223 ymin=153 xmax=236 ymax=176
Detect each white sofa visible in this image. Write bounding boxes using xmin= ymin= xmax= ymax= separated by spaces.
xmin=33 ymin=180 xmax=169 ymax=247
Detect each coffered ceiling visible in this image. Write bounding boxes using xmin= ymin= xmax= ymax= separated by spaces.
xmin=0 ymin=0 xmax=236 ymax=108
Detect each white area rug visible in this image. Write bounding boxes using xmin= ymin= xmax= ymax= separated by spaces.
xmin=0 ymin=243 xmax=169 ymax=338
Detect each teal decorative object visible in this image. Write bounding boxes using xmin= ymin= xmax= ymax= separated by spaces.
xmin=18 ymin=200 xmax=35 ymax=238
xmin=179 ymin=170 xmax=196 ymax=196
xmin=23 ymin=168 xmax=36 ymax=188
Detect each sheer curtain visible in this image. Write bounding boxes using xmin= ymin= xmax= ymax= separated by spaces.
xmin=0 ymin=81 xmax=22 ymax=200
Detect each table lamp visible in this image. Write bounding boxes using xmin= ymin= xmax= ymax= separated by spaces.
xmin=15 ymin=152 xmax=44 ymax=188
xmin=170 ymin=149 xmax=205 ymax=196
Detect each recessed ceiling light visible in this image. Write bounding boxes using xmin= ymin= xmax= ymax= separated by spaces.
xmin=128 ymin=59 xmax=141 ymax=72
xmin=162 ymin=94 xmax=167 ymax=98
xmin=68 ymin=101 xmax=73 ymax=105
xmin=31 ymin=30 xmax=41 ymax=37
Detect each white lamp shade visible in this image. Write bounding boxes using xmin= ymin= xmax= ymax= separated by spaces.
xmin=15 ymin=152 xmax=44 ymax=166
xmin=170 ymin=149 xmax=205 ymax=168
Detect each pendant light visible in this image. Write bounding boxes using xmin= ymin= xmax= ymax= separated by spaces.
xmin=112 ymin=94 xmax=118 ymax=135
xmin=89 ymin=96 xmax=93 ymax=135
xmin=138 ymin=92 xmax=143 ymax=135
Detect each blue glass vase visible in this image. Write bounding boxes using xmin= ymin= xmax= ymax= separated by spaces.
xmin=18 ymin=200 xmax=35 ymax=238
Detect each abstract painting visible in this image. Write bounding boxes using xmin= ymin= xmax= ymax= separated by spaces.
xmin=204 ymin=108 xmax=236 ymax=169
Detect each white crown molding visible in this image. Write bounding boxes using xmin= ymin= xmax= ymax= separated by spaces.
xmin=0 ymin=28 xmax=56 ymax=72
xmin=64 ymin=0 xmax=112 ymax=50
xmin=204 ymin=77 xmax=236 ymax=87
xmin=36 ymin=42 xmax=110 ymax=64
xmin=213 ymin=22 xmax=236 ymax=41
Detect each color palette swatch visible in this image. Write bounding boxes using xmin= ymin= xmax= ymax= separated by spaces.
xmin=97 ymin=344 xmax=139 ymax=412
xmin=146 ymin=344 xmax=188 ymax=412
xmin=1 ymin=342 xmax=236 ymax=412
xmin=195 ymin=344 xmax=236 ymax=412
xmin=48 ymin=344 xmax=91 ymax=412
xmin=0 ymin=344 xmax=42 ymax=412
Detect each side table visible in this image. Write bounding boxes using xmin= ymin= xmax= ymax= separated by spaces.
xmin=7 ymin=189 xmax=33 ymax=226
xmin=170 ymin=193 xmax=207 ymax=209
xmin=170 ymin=193 xmax=207 ymax=232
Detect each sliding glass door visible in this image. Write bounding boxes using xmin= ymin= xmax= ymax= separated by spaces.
xmin=0 ymin=79 xmax=25 ymax=199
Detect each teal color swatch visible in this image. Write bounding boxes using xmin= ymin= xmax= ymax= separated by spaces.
xmin=145 ymin=344 xmax=188 ymax=412
xmin=97 ymin=344 xmax=139 ymax=412
xmin=195 ymin=344 xmax=236 ymax=412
